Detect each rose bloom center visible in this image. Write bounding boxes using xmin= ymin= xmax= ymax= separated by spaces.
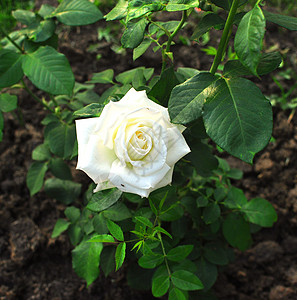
xmin=127 ymin=128 xmax=153 ymax=161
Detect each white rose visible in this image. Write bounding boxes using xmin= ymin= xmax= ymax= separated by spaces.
xmin=75 ymin=88 xmax=190 ymax=198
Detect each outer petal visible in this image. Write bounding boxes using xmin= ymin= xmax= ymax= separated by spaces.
xmin=93 ymin=181 xmax=115 ymax=193
xmin=76 ymin=117 xmax=100 ymax=147
xmin=166 ymin=127 xmax=191 ymax=166
xmin=109 ymin=159 xmax=170 ymax=191
xmin=76 ymin=133 xmax=116 ymax=184
xmin=121 ymin=88 xmax=168 ymax=114
xmin=146 ymin=168 xmax=174 ymax=195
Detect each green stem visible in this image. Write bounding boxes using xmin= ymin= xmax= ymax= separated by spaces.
xmin=50 ymin=94 xmax=59 ymax=108
xmin=157 ymin=221 xmax=171 ymax=277
xmin=210 ymin=0 xmax=240 ymax=75
xmin=21 ymin=79 xmax=55 ymax=113
xmin=161 ymin=10 xmax=188 ymax=72
xmin=0 ymin=27 xmax=25 ymax=54
xmin=148 ymin=18 xmax=171 ymax=37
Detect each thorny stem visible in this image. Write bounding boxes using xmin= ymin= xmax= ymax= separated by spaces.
xmin=210 ymin=0 xmax=240 ymax=75
xmin=161 ymin=10 xmax=188 ymax=73
xmin=0 ymin=27 xmax=25 ymax=54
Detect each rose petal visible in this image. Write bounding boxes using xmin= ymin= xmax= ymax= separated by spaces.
xmin=147 ymin=168 xmax=174 ymax=195
xmin=166 ymin=127 xmax=191 ymax=166
xmin=121 ymin=88 xmax=168 ymax=115
xmin=77 ymin=133 xmax=116 ymax=184
xmin=93 ymin=181 xmax=115 ymax=193
xmin=76 ymin=117 xmax=100 ymax=147
xmin=109 ymin=159 xmax=170 ymax=191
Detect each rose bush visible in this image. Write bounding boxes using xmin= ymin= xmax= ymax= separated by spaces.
xmin=76 ymin=88 xmax=190 ymax=197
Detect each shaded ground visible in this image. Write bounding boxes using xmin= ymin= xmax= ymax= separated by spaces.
xmin=1 ymin=5 xmax=297 ymax=300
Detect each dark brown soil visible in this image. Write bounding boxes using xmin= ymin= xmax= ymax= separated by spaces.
xmin=1 ymin=4 xmax=297 ymax=300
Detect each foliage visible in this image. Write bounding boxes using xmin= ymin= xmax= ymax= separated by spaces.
xmin=1 ymin=0 xmax=295 ymax=298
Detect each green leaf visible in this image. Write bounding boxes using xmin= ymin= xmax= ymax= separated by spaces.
xmin=227 ymin=168 xmax=243 ymax=180
xmin=32 ymin=143 xmax=51 ymax=161
xmin=148 ymin=67 xmax=179 ymax=106
xmin=12 ymin=9 xmax=36 ymax=26
xmin=105 ymin=0 xmax=128 ymax=21
xmin=197 ymin=196 xmax=208 ymax=208
xmin=191 ymin=13 xmax=225 ymax=41
xmin=196 ymin=258 xmax=218 ymax=291
xmin=88 ymin=234 xmax=115 ymax=243
xmin=87 ymin=69 xmax=114 ymax=84
xmin=224 ymin=186 xmax=248 ymax=209
xmin=138 ymin=253 xmax=164 ymax=269
xmin=72 ymin=241 xmax=103 ymax=287
xmin=176 ymin=67 xmax=200 ymax=83
xmin=103 ymin=202 xmax=131 ymax=221
xmin=68 ymin=223 xmax=83 ymax=245
xmin=167 ymin=245 xmax=193 ymax=262
xmin=234 ymin=5 xmax=265 ymax=76
xmin=44 ymin=178 xmax=81 ymax=205
xmin=168 ymin=72 xmax=218 ymax=124
xmin=100 ymin=246 xmax=116 ymax=277
xmin=154 ymin=226 xmax=173 ymax=239
xmin=49 ymin=158 xmax=72 ymax=180
xmin=171 ymin=270 xmax=204 ymax=291
xmin=115 ymin=242 xmax=126 ymax=270
xmin=263 ymin=10 xmax=297 ymax=31
xmin=22 ymin=46 xmax=74 ymax=95
xmin=107 ymin=219 xmax=124 ymax=241
xmin=203 ymin=242 xmax=228 ymax=266
xmin=65 ymin=206 xmax=80 ymax=223
xmin=73 ymin=103 xmax=104 ymax=118
xmin=27 ymin=19 xmax=56 ymax=43
xmin=242 ymin=198 xmax=277 ymax=227
xmin=223 ymin=52 xmax=282 ymax=77
xmin=52 ymin=0 xmax=103 ymax=26
xmin=134 ymin=216 xmax=153 ymax=228
xmin=23 ymin=34 xmax=59 ymax=53
xmin=26 ymin=161 xmax=48 ymax=196
xmin=46 ymin=123 xmax=76 ymax=159
xmin=203 ymin=203 xmax=221 ymax=224
xmin=152 ymin=272 xmax=170 ymax=297
xmin=189 ymin=140 xmax=218 ymax=177
xmin=169 ymin=288 xmax=187 ymax=300
xmin=0 ymin=93 xmax=17 ymax=112
xmin=133 ymin=38 xmax=152 ymax=61
xmin=256 ymin=52 xmax=282 ymax=75
xmin=0 ymin=49 xmax=23 ymax=88
xmin=166 ymin=0 xmax=199 ymax=12
xmin=132 ymin=68 xmax=147 ymax=90
xmin=38 ymin=4 xmax=55 ymax=18
xmin=93 ymin=213 xmax=108 ymax=234
xmin=51 ymin=218 xmax=70 ymax=238
xmin=121 ymin=18 xmax=148 ymax=49
xmin=222 ymin=213 xmax=252 ymax=251
xmin=115 ymin=67 xmax=154 ymax=84
xmin=203 ymin=77 xmax=272 ymax=163
xmin=160 ymin=204 xmax=184 ymax=222
xmin=87 ymin=188 xmax=122 ymax=212
xmin=149 ymin=198 xmax=158 ymax=216
xmin=127 ymin=0 xmax=164 ymax=22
